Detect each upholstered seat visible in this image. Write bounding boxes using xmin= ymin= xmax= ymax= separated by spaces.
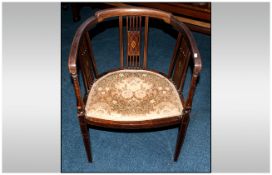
xmin=85 ymin=70 xmax=183 ymax=121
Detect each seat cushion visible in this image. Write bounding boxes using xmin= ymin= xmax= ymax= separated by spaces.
xmin=85 ymin=69 xmax=183 ymax=121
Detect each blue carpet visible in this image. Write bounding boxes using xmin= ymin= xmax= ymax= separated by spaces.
xmin=61 ymin=6 xmax=211 ymax=173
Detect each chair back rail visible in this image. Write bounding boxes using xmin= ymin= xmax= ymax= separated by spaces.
xmin=95 ymin=7 xmax=171 ymax=24
xmin=68 ymin=7 xmax=202 ymax=114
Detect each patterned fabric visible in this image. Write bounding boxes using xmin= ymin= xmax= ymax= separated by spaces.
xmin=85 ymin=70 xmax=183 ymax=121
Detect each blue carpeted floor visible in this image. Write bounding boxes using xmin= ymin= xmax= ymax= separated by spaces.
xmin=61 ymin=6 xmax=211 ymax=173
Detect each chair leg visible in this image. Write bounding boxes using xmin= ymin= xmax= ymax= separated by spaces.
xmin=78 ymin=115 xmax=92 ymax=162
xmin=173 ymin=115 xmax=190 ymax=161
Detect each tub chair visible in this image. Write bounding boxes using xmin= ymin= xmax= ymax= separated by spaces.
xmin=68 ymin=7 xmax=202 ymax=162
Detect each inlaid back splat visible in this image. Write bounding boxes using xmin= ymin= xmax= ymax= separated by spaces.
xmin=119 ymin=15 xmax=149 ymax=69
xmin=126 ymin=16 xmax=141 ymax=68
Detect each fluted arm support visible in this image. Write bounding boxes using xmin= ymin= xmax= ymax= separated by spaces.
xmin=71 ymin=73 xmax=85 ymax=114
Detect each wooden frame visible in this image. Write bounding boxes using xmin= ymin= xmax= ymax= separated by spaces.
xmin=69 ymin=3 xmax=211 ymax=34
xmin=68 ymin=7 xmax=202 ymax=163
xmin=105 ymin=3 xmax=211 ymax=34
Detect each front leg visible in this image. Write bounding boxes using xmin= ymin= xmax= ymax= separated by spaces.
xmin=78 ymin=113 xmax=93 ymax=162
xmin=173 ymin=113 xmax=190 ymax=161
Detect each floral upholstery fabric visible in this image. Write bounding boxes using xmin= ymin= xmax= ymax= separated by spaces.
xmin=85 ymin=70 xmax=183 ymax=121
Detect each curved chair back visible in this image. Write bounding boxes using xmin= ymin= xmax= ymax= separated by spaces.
xmin=68 ymin=7 xmax=202 ymax=114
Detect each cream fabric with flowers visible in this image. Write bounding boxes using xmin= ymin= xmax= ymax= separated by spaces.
xmin=85 ymin=70 xmax=183 ymax=121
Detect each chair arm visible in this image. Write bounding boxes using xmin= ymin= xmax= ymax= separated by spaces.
xmin=170 ymin=16 xmax=202 ymax=74
xmin=68 ymin=16 xmax=98 ymax=113
xmin=68 ymin=16 xmax=97 ymax=75
xmin=170 ymin=16 xmax=202 ymax=112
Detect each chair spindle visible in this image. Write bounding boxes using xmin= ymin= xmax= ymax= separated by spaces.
xmin=143 ymin=16 xmax=149 ymax=69
xmin=119 ymin=16 xmax=124 ymax=68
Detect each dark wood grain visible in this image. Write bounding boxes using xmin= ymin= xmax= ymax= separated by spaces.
xmin=172 ymin=36 xmax=191 ymax=91
xmin=95 ymin=7 xmax=171 ymax=24
xmin=174 ymin=113 xmax=190 ymax=161
xmin=143 ymin=16 xmax=149 ymax=69
xmin=103 ymin=3 xmax=211 ymax=34
xmin=68 ymin=16 xmax=98 ymax=75
xmin=168 ymin=32 xmax=182 ymax=78
xmin=87 ymin=116 xmax=181 ymax=130
xmin=85 ymin=32 xmax=98 ymax=78
xmin=119 ymin=16 xmax=124 ymax=68
xmin=78 ymin=114 xmax=92 ymax=162
xmin=71 ymin=74 xmax=83 ymax=110
xmin=78 ymin=34 xmax=95 ymax=92
xmin=127 ymin=17 xmax=141 ymax=67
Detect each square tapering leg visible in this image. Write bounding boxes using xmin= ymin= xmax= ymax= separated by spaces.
xmin=174 ymin=115 xmax=190 ymax=161
xmin=78 ymin=115 xmax=93 ymax=162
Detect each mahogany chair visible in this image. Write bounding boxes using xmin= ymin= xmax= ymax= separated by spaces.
xmin=68 ymin=7 xmax=202 ymax=162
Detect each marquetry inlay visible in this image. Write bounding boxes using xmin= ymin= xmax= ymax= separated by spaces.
xmin=128 ymin=31 xmax=140 ymax=55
